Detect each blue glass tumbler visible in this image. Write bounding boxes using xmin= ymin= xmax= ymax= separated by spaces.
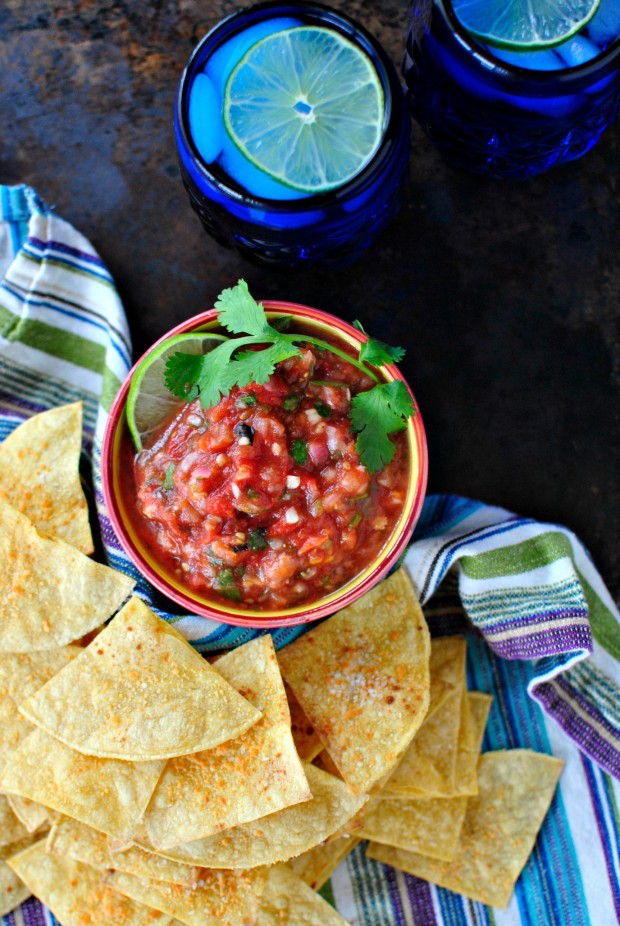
xmin=403 ymin=0 xmax=620 ymax=179
xmin=174 ymin=1 xmax=411 ymax=267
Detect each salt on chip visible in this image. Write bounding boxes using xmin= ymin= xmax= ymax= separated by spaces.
xmin=143 ymin=635 xmax=310 ymax=850
xmin=0 ymin=402 xmax=93 ymax=554
xmin=258 ymin=864 xmax=349 ymax=926
xmin=7 ymin=839 xmax=173 ymax=925
xmin=278 ymin=568 xmax=431 ymax=795
xmin=0 ymin=498 xmax=134 ymax=652
xmin=48 ymin=816 xmax=203 ymax=887
xmin=367 ymin=749 xmax=563 ymax=908
xmin=0 ymin=646 xmax=82 ymax=768
xmin=381 ymin=635 xmax=466 ymax=798
xmin=19 ymin=597 xmax=261 ymax=760
xmin=143 ymin=763 xmax=368 ymax=870
xmin=0 ymin=726 xmax=165 ymax=842
xmin=359 ymin=794 xmax=469 ymax=862
xmin=288 ymin=836 xmax=361 ymax=891
xmin=108 ymin=866 xmax=267 ymax=926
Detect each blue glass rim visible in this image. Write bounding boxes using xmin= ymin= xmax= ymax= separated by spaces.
xmin=175 ymin=0 xmax=407 ymax=210
xmin=435 ymin=0 xmax=620 ymax=86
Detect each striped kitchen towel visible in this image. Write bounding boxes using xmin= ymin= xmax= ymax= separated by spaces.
xmin=1 ymin=183 xmax=619 ymax=925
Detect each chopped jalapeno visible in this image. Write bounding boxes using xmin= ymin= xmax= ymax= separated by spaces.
xmin=291 ymin=440 xmax=308 ymax=465
xmin=162 ymin=462 xmax=176 ymax=490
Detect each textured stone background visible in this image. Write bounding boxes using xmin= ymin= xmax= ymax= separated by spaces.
xmin=2 ymin=0 xmax=620 ymax=603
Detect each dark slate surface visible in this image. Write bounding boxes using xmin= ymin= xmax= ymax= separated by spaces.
xmin=3 ymin=0 xmax=619 ymax=604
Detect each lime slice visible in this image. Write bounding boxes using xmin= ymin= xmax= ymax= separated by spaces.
xmin=223 ymin=26 xmax=385 ymax=194
xmin=126 ymin=332 xmax=227 ymax=451
xmin=451 ymin=0 xmax=601 ymax=49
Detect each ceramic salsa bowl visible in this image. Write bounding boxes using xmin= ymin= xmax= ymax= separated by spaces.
xmin=101 ymin=301 xmax=428 ymax=628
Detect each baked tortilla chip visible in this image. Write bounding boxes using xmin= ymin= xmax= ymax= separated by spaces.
xmin=0 ymin=727 xmax=165 ymax=842
xmin=278 ymin=569 xmax=431 ymax=795
xmin=285 ymin=682 xmax=323 ymax=763
xmin=19 ymin=597 xmax=261 ymax=760
xmin=0 ymin=402 xmax=93 ymax=554
xmin=258 ymin=864 xmax=348 ymax=926
xmin=0 ymin=794 xmax=32 ymax=848
xmin=0 ymin=834 xmax=42 ymax=916
xmin=144 ymin=635 xmax=310 ymax=849
xmin=359 ymin=794 xmax=469 ymax=862
xmin=146 ymin=763 xmax=368 ymax=870
xmin=5 ymin=795 xmax=51 ymax=833
xmin=48 ymin=817 xmax=205 ymax=887
xmin=367 ymin=750 xmax=563 ymax=908
xmin=108 ymin=866 xmax=267 ymax=926
xmin=452 ymin=692 xmax=492 ymax=797
xmin=0 ymin=498 xmax=134 ymax=652
xmin=288 ymin=836 xmax=360 ymax=891
xmin=382 ymin=635 xmax=467 ymax=798
xmin=0 ymin=646 xmax=82 ymax=767
xmin=7 ymin=839 xmax=172 ymax=925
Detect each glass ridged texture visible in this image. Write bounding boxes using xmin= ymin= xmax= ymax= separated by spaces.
xmin=403 ymin=0 xmax=620 ymax=178
xmin=175 ymin=1 xmax=411 ymax=267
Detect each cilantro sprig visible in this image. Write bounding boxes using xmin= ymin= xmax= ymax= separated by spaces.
xmin=164 ymin=280 xmax=414 ymax=474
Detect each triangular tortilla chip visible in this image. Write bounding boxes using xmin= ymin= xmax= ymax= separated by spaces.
xmin=48 ymin=816 xmax=204 ymax=887
xmin=258 ymin=864 xmax=349 ymax=925
xmin=285 ymin=682 xmax=323 ymax=763
xmin=0 ymin=727 xmax=165 ymax=842
xmin=0 ymin=402 xmax=93 ymax=554
xmin=0 ymin=795 xmax=32 ymax=848
xmin=0 ymin=834 xmax=42 ymax=917
xmin=278 ymin=569 xmax=431 ymax=794
xmin=108 ymin=866 xmax=267 ymax=926
xmin=452 ymin=692 xmax=492 ymax=797
xmin=19 ymin=597 xmax=261 ymax=760
xmin=288 ymin=836 xmax=360 ymax=891
xmin=7 ymin=839 xmax=172 ymax=925
xmin=0 ymin=498 xmax=134 ymax=651
xmin=0 ymin=646 xmax=82 ymax=767
xmin=381 ymin=635 xmax=467 ymax=798
xmin=359 ymin=793 xmax=469 ymax=862
xmin=367 ymin=750 xmax=563 ymax=909
xmin=145 ymin=763 xmax=368 ymax=870
xmin=5 ymin=795 xmax=51 ymax=833
xmin=143 ymin=635 xmax=310 ymax=849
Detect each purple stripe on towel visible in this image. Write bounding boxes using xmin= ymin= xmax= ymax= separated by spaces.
xmin=532 ymin=677 xmax=620 ymax=779
xmin=484 ymin=616 xmax=592 ymax=661
xmin=581 ymin=756 xmax=620 ymax=920
xmin=405 ymin=874 xmax=438 ymax=925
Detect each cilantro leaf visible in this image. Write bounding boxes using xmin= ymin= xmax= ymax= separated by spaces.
xmin=220 ymin=341 xmax=300 ymax=392
xmin=353 ymin=319 xmax=406 ymax=366
xmin=350 ymin=381 xmax=414 ymax=473
xmin=215 ymin=279 xmax=282 ymax=339
xmin=164 ymin=351 xmax=204 ymax=401
xmin=164 ymin=282 xmax=414 ymax=474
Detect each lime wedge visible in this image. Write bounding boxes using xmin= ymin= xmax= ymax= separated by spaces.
xmin=223 ymin=26 xmax=385 ymax=194
xmin=451 ymin=0 xmax=601 ymax=49
xmin=126 ymin=332 xmax=227 ymax=451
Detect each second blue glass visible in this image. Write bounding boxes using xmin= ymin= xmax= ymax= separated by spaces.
xmin=403 ymin=0 xmax=620 ymax=179
xmin=175 ymin=1 xmax=411 ymax=267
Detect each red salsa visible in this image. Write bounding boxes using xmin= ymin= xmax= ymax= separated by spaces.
xmin=127 ymin=343 xmax=409 ymax=610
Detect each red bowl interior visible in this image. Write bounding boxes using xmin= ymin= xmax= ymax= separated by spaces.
xmin=101 ymin=301 xmax=428 ymax=628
